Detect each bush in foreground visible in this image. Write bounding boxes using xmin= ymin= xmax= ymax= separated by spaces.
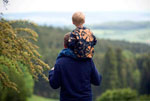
xmin=96 ymin=88 xmax=137 ymax=101
xmin=139 ymin=95 xmax=150 ymax=101
xmin=0 ymin=56 xmax=34 ymax=101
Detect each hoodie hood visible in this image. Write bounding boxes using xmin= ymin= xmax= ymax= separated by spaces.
xmin=57 ymin=48 xmax=77 ymax=60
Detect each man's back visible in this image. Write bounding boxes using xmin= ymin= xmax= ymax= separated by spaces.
xmin=49 ymin=56 xmax=102 ymax=101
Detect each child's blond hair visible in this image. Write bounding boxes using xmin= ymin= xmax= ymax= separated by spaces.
xmin=72 ymin=12 xmax=85 ymax=26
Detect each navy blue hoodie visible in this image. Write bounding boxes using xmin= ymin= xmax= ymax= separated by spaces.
xmin=49 ymin=48 xmax=102 ymax=101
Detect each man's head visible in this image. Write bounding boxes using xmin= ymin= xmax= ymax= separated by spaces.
xmin=72 ymin=12 xmax=85 ymax=27
xmin=64 ymin=32 xmax=71 ymax=48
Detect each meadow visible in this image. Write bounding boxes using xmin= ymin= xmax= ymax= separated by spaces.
xmin=28 ymin=95 xmax=58 ymax=101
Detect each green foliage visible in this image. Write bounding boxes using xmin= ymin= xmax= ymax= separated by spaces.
xmin=27 ymin=95 xmax=59 ymax=101
xmin=139 ymin=95 xmax=150 ymax=101
xmin=132 ymin=69 xmax=141 ymax=89
xmin=139 ymin=53 xmax=150 ymax=94
xmin=116 ymin=48 xmax=127 ymax=88
xmin=101 ymin=48 xmax=118 ymax=92
xmin=0 ymin=56 xmax=34 ymax=101
xmin=0 ymin=19 xmax=50 ymax=91
xmin=121 ymin=50 xmax=139 ymax=89
xmin=96 ymin=88 xmax=138 ymax=101
xmin=100 ymin=47 xmax=140 ymax=95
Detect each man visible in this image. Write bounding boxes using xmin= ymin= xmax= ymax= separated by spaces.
xmin=49 ymin=32 xmax=102 ymax=101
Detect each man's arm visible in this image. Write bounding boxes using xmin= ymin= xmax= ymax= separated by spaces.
xmin=49 ymin=64 xmax=61 ymax=89
xmin=90 ymin=59 xmax=102 ymax=86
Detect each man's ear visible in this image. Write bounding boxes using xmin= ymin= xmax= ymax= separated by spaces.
xmin=64 ymin=44 xmax=67 ymax=48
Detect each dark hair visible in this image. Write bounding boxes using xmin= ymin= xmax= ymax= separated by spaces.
xmin=64 ymin=32 xmax=71 ymax=47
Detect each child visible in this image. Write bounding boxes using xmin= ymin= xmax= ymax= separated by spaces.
xmin=68 ymin=11 xmax=97 ymax=58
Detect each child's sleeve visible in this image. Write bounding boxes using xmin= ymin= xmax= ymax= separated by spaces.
xmin=90 ymin=59 xmax=102 ymax=86
xmin=49 ymin=64 xmax=61 ymax=89
xmin=68 ymin=32 xmax=77 ymax=50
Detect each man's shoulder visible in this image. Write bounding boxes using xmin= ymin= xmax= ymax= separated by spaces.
xmin=56 ymin=56 xmax=73 ymax=64
xmin=56 ymin=56 xmax=93 ymax=64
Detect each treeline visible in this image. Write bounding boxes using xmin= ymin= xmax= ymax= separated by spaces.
xmin=1 ymin=20 xmax=150 ymax=101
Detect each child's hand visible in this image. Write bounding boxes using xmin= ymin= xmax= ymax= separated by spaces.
xmin=51 ymin=67 xmax=54 ymax=70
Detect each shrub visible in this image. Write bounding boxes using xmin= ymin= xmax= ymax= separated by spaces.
xmin=96 ymin=88 xmax=138 ymax=101
xmin=0 ymin=56 xmax=34 ymax=101
xmin=0 ymin=20 xmax=50 ymax=91
xmin=139 ymin=95 xmax=150 ymax=101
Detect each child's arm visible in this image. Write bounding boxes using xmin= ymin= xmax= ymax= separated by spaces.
xmin=90 ymin=59 xmax=102 ymax=86
xmin=92 ymin=34 xmax=97 ymax=46
xmin=49 ymin=64 xmax=61 ymax=89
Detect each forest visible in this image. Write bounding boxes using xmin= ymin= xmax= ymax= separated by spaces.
xmin=0 ymin=19 xmax=150 ymax=101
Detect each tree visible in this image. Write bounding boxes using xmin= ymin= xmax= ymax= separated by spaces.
xmin=101 ymin=47 xmax=118 ymax=92
xmin=0 ymin=56 xmax=34 ymax=101
xmin=139 ymin=53 xmax=150 ymax=94
xmin=0 ymin=19 xmax=50 ymax=91
xmin=0 ymin=0 xmax=9 ymax=17
xmin=116 ymin=48 xmax=127 ymax=88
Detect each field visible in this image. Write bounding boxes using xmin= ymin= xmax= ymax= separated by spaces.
xmin=92 ymin=28 xmax=150 ymax=44
xmin=28 ymin=95 xmax=59 ymax=101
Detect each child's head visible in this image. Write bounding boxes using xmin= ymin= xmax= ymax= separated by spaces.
xmin=72 ymin=12 xmax=85 ymax=26
xmin=64 ymin=32 xmax=71 ymax=48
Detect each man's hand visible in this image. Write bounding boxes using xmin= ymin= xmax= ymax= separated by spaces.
xmin=51 ymin=67 xmax=54 ymax=70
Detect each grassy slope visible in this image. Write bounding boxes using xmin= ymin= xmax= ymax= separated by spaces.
xmin=28 ymin=95 xmax=59 ymax=101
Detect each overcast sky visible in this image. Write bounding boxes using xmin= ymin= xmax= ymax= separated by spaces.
xmin=0 ymin=0 xmax=150 ymax=13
